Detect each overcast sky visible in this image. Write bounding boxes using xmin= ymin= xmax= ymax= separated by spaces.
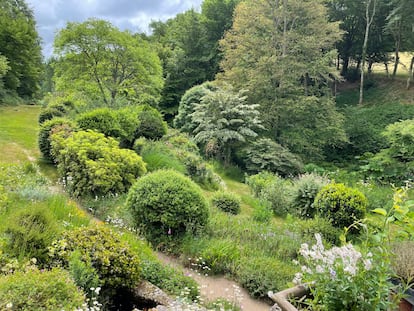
xmin=26 ymin=0 xmax=203 ymax=58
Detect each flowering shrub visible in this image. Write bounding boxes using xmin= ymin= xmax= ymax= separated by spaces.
xmin=294 ymin=234 xmax=396 ymax=311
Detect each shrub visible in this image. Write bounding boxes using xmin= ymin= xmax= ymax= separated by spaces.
xmin=135 ymin=105 xmax=167 ymax=140
xmin=38 ymin=105 xmax=66 ymax=124
xmin=245 ymin=171 xmax=276 ymax=197
xmin=211 ymin=191 xmax=241 ymax=215
xmin=314 ymin=183 xmax=367 ymax=229
xmin=391 ymin=241 xmax=414 ymax=284
xmin=50 ymin=226 xmax=141 ymax=295
xmin=252 ymin=204 xmax=273 ymax=223
xmin=133 ymin=137 xmax=147 ymax=154
xmin=76 ymin=108 xmax=122 ymax=138
xmin=126 ymin=170 xmax=209 ymax=245
xmin=5 ymin=206 xmax=59 ymax=265
xmin=38 ymin=117 xmax=76 ymax=162
xmin=287 ymin=217 xmax=340 ymax=245
xmin=237 ymin=257 xmax=294 ymax=298
xmin=290 ymin=173 xmax=330 ymax=218
xmin=0 ymin=268 xmax=85 ymax=310
xmin=259 ymin=175 xmax=292 ymax=216
xmin=242 ymin=138 xmax=304 ymax=177
xmin=52 ymin=130 xmax=146 ymax=197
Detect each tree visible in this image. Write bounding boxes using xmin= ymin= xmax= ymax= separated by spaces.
xmin=359 ymin=0 xmax=378 ymax=105
xmin=53 ymin=19 xmax=163 ymax=107
xmin=191 ymin=86 xmax=263 ymax=165
xmin=0 ymin=0 xmax=43 ymax=98
xmin=219 ymin=0 xmax=346 ymax=160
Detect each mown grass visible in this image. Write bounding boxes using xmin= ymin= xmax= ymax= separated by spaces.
xmin=0 ymin=105 xmax=41 ymax=163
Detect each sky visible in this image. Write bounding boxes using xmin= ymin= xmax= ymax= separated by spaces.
xmin=26 ymin=0 xmax=203 ymax=58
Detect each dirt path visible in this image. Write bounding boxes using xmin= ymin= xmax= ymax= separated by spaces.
xmin=157 ymin=252 xmax=272 ymax=311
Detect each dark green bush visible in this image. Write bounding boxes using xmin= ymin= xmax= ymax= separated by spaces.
xmin=50 ymin=225 xmax=141 ymax=293
xmin=0 ymin=268 xmax=86 ymax=310
xmin=135 ymin=105 xmax=167 ymax=140
xmin=76 ymin=108 xmax=122 ymax=138
xmin=38 ymin=105 xmax=66 ymax=124
xmin=242 ymin=138 xmax=304 ymax=177
xmin=126 ymin=170 xmax=209 ymax=246
xmin=52 ymin=130 xmax=146 ymax=197
xmin=290 ymin=173 xmax=330 ymax=218
xmin=5 ymin=206 xmax=59 ymax=265
xmin=211 ymin=191 xmax=241 ymax=215
xmin=38 ymin=118 xmax=76 ymax=163
xmin=314 ymin=183 xmax=367 ymax=229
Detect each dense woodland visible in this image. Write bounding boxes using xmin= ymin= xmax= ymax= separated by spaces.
xmin=1 ymin=0 xmax=414 ymax=310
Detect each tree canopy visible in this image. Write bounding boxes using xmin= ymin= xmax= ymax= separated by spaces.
xmin=53 ymin=19 xmax=163 ymax=107
xmin=0 ymin=0 xmax=43 ymax=99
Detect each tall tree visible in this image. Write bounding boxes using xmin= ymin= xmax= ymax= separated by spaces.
xmin=359 ymin=0 xmax=378 ymax=105
xmin=0 ymin=0 xmax=43 ymax=98
xmin=54 ymin=19 xmax=163 ymax=107
xmin=219 ymin=0 xmax=346 ymax=160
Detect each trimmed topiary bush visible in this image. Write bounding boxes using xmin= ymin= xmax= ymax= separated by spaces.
xmin=134 ymin=105 xmax=167 ymax=140
xmin=38 ymin=117 xmax=76 ymax=162
xmin=0 ymin=268 xmax=86 ymax=310
xmin=52 ymin=130 xmax=146 ymax=197
xmin=126 ymin=170 xmax=209 ymax=245
xmin=76 ymin=108 xmax=122 ymax=139
xmin=38 ymin=104 xmax=66 ymax=124
xmin=211 ymin=191 xmax=241 ymax=215
xmin=290 ymin=173 xmax=330 ymax=218
xmin=314 ymin=183 xmax=367 ymax=229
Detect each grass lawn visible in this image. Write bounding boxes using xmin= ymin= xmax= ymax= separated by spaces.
xmin=0 ymin=105 xmax=41 ymax=163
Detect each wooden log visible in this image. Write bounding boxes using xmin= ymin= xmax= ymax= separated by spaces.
xmin=268 ymin=286 xmax=309 ymax=311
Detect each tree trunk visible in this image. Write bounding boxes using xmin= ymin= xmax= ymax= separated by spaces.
xmin=384 ymin=62 xmax=389 ymax=78
xmin=359 ymin=0 xmax=377 ymax=105
xmin=393 ymin=44 xmax=400 ymax=79
xmin=407 ymin=56 xmax=414 ymax=90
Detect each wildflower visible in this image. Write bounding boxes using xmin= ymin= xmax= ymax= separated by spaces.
xmin=168 ymin=228 xmax=172 ymax=235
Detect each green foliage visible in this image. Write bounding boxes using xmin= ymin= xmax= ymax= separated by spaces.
xmin=0 ymin=0 xmax=43 ymax=99
xmin=259 ymin=175 xmax=292 ymax=216
xmin=237 ymin=257 xmax=294 ymax=298
xmin=140 ymin=141 xmax=187 ymax=174
xmin=76 ymin=108 xmax=122 ymax=138
xmin=191 ymin=86 xmax=264 ymax=164
xmin=242 ymin=138 xmax=304 ymax=176
xmin=141 ymin=260 xmax=199 ymax=300
xmin=245 ymin=171 xmax=276 ymax=197
xmin=135 ymin=105 xmax=168 ymax=140
xmin=50 ymin=225 xmax=141 ymax=291
xmin=287 ymin=216 xmax=340 ymax=245
xmin=68 ymin=250 xmax=100 ymax=295
xmin=252 ymin=204 xmax=273 ymax=223
xmin=0 ymin=268 xmax=85 ymax=310
xmin=383 ymin=119 xmax=414 ymax=161
xmin=38 ymin=117 xmax=76 ymax=163
xmin=174 ymin=82 xmax=218 ymax=132
xmin=314 ymin=183 xmax=367 ymax=229
xmin=290 ymin=173 xmax=330 ymax=218
xmin=38 ymin=105 xmax=66 ymax=124
xmin=211 ymin=191 xmax=241 ymax=215
xmin=126 ymin=169 xmax=209 ymax=246
xmin=54 ymin=19 xmax=163 ymax=106
xmin=4 ymin=206 xmax=59 ymax=265
xmin=52 ymin=130 xmax=146 ymax=197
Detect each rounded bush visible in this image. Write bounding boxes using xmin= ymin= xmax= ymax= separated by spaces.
xmin=38 ymin=105 xmax=66 ymax=124
xmin=51 ymin=225 xmax=141 ymax=291
xmin=290 ymin=173 xmax=330 ymax=218
xmin=52 ymin=130 xmax=146 ymax=197
xmin=0 ymin=268 xmax=85 ymax=310
xmin=135 ymin=105 xmax=167 ymax=140
xmin=38 ymin=118 xmax=76 ymax=162
xmin=76 ymin=108 xmax=122 ymax=138
xmin=211 ymin=191 xmax=241 ymax=215
xmin=126 ymin=170 xmax=209 ymax=245
xmin=314 ymin=183 xmax=367 ymax=229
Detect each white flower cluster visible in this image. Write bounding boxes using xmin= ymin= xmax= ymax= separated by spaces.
xmin=293 ymin=233 xmax=372 ymax=285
